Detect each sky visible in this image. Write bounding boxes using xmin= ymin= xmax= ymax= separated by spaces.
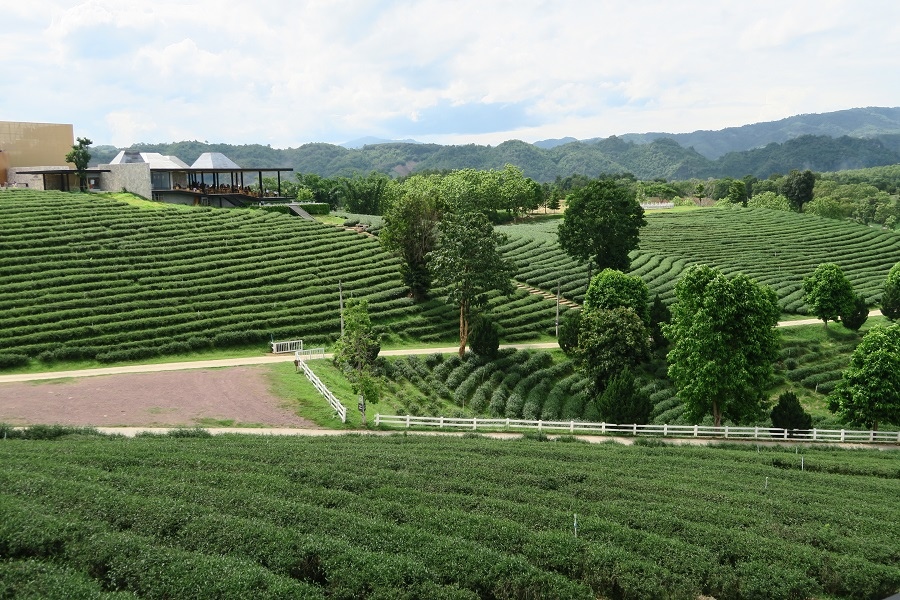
xmin=3 ymin=1 xmax=899 ymax=148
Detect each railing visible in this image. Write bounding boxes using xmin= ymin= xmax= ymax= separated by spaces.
xmin=294 ymin=348 xmax=347 ymax=423
xmin=372 ymin=415 xmax=900 ymax=444
xmin=295 ymin=347 xmax=325 ymax=361
xmin=272 ymin=339 xmax=303 ymax=354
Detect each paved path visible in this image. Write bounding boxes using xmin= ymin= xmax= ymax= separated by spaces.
xmin=0 ymin=343 xmax=558 ymax=383
xmin=0 ymin=311 xmax=883 ymax=384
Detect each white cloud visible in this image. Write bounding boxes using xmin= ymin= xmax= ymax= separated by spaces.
xmin=2 ymin=0 xmax=898 ymax=147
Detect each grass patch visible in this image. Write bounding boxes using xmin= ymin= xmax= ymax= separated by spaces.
xmin=265 ymin=360 xmax=360 ymax=428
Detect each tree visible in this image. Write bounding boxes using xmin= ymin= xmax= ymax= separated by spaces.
xmin=557 ymin=178 xmax=646 ymax=273
xmin=380 ymin=176 xmax=442 ymax=301
xmin=332 ymin=298 xmax=381 ymax=375
xmin=65 ymin=137 xmax=92 ymax=192
xmin=649 ymin=294 xmax=671 ymax=351
xmin=595 ymin=368 xmax=652 ymax=424
xmin=770 ymin=391 xmax=812 ymax=433
xmin=829 ymin=323 xmax=900 ymax=430
xmin=557 ymin=309 xmax=581 ymax=356
xmin=332 ymin=298 xmax=381 ymax=424
xmin=429 ymin=210 xmax=515 ymax=357
xmin=338 ymin=171 xmax=390 ymax=214
xmin=781 ymin=169 xmax=815 ymax=212
xmin=726 ymin=179 xmax=747 ymax=206
xmin=803 ymin=263 xmax=855 ymax=327
xmin=577 ymin=306 xmax=651 ymax=391
xmin=882 ymin=262 xmax=900 ymax=321
xmin=841 ymin=293 xmax=869 ymax=331
xmin=583 ymin=269 xmax=650 ymax=325
xmin=747 ymin=191 xmax=791 ymax=211
xmin=664 ymin=265 xmax=781 ymax=426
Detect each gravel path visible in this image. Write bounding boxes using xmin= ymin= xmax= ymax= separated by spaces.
xmin=0 ymin=366 xmax=316 ymax=428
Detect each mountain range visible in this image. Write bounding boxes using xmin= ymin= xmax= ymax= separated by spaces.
xmin=91 ymin=107 xmax=900 ymax=182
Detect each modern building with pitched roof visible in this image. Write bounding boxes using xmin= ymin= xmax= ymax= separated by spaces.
xmin=1 ymin=121 xmax=292 ymax=206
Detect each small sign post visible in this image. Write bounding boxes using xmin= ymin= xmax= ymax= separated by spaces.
xmin=358 ymin=395 xmax=366 ymax=426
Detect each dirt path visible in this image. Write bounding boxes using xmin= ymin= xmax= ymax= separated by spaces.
xmin=0 ymin=366 xmax=316 ymax=428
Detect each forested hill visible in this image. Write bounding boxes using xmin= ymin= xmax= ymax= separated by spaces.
xmin=90 ymin=108 xmax=900 ymax=182
xmin=614 ymin=106 xmax=900 ymax=159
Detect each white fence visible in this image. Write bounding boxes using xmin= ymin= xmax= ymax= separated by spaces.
xmin=272 ymin=339 xmax=304 ymax=354
xmin=373 ymin=415 xmax=900 ymax=444
xmin=295 ymin=347 xmax=325 ymax=361
xmin=295 ymin=352 xmax=346 ymax=422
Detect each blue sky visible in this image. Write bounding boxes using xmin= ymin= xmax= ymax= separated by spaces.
xmin=3 ymin=1 xmax=899 ymax=148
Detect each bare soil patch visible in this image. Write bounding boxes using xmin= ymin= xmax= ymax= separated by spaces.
xmin=0 ymin=366 xmax=316 ymax=428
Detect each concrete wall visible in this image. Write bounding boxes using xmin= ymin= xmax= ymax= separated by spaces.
xmin=6 ymin=166 xmax=75 ymax=190
xmin=100 ymin=163 xmax=151 ymax=199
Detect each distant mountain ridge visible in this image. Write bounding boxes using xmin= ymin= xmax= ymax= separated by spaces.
xmin=612 ymin=106 xmax=900 ymax=159
xmin=92 ymin=107 xmax=900 ymax=182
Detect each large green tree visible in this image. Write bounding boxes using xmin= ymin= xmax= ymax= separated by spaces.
xmin=557 ymin=178 xmax=646 ymax=273
xmin=781 ymin=169 xmax=816 ymax=212
xmin=882 ymin=262 xmax=900 ymax=321
xmin=380 ymin=175 xmax=442 ymax=301
xmin=664 ymin=265 xmax=781 ymax=426
xmin=802 ymin=263 xmax=855 ymax=327
xmin=65 ymin=137 xmax=92 ymax=192
xmin=829 ymin=323 xmax=900 ymax=430
xmin=429 ymin=210 xmax=515 ymax=357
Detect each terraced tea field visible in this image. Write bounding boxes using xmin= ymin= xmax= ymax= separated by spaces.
xmin=0 ymin=191 xmax=557 ymax=365
xmin=1 ymin=433 xmax=897 ymax=599
xmin=500 ymin=208 xmax=900 ymax=310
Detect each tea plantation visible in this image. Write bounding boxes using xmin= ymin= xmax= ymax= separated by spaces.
xmin=500 ymin=208 xmax=900 ymax=309
xmin=1 ymin=432 xmax=898 ymax=599
xmin=0 ymin=190 xmax=557 ymax=364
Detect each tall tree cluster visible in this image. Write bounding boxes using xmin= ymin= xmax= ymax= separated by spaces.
xmin=664 ymin=265 xmax=781 ymax=426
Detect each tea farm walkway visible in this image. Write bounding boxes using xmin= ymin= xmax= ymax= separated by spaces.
xmin=0 ymin=311 xmax=883 ymax=385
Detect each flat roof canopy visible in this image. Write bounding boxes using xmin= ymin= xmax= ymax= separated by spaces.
xmin=20 ymin=168 xmax=110 ymax=175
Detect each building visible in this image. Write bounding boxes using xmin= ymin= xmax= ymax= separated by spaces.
xmin=0 ymin=121 xmax=78 ymax=188
xmin=1 ymin=121 xmax=292 ymax=205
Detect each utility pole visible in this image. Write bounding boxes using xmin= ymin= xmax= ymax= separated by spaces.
xmin=339 ymin=280 xmax=344 ymax=337
xmin=555 ymin=280 xmax=561 ymax=337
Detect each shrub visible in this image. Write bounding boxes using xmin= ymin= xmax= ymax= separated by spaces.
xmin=469 ymin=315 xmax=501 ymax=359
xmin=770 ymin=391 xmax=812 ymax=432
xmin=595 ymin=369 xmax=652 ymax=424
xmin=489 ymin=387 xmax=508 ymax=417
xmin=840 ymin=293 xmax=869 ymax=331
xmin=297 ymin=202 xmax=330 ymax=215
xmin=0 ymin=354 xmax=28 ymax=370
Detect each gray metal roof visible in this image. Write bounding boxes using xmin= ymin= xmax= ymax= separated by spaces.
xmin=109 ymin=151 xmax=189 ymax=169
xmin=191 ymin=152 xmax=241 ymax=170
